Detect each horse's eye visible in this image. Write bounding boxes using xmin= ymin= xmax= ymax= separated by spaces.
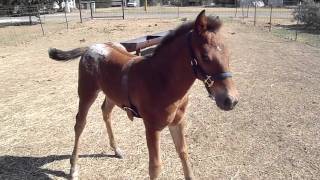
xmin=202 ymin=55 xmax=210 ymax=62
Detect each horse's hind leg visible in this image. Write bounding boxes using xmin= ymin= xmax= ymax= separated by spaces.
xmin=70 ymin=68 xmax=99 ymax=179
xmin=70 ymin=93 xmax=98 ymax=179
xmin=101 ymin=97 xmax=123 ymax=158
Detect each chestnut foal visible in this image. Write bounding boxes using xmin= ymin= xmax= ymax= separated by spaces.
xmin=48 ymin=10 xmax=239 ymax=180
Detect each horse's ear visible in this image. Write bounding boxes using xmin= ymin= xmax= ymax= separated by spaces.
xmin=194 ymin=10 xmax=207 ymax=34
xmin=207 ymin=16 xmax=222 ymax=32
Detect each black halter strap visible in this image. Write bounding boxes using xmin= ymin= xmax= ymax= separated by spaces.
xmin=187 ymin=32 xmax=232 ymax=88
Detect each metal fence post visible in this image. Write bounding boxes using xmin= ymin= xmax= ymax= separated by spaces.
xmin=246 ymin=4 xmax=249 ymax=18
xmin=254 ymin=4 xmax=257 ymax=26
xmin=235 ymin=0 xmax=238 ymax=17
xmin=28 ymin=4 xmax=32 ymax=25
xmin=122 ymin=0 xmax=125 ymax=19
xmin=144 ymin=0 xmax=147 ymax=12
xmin=177 ymin=5 xmax=180 ymax=18
xmin=241 ymin=5 xmax=245 ymax=21
xmin=64 ymin=6 xmax=69 ymax=30
xmin=295 ymin=2 xmax=301 ymax=41
xmin=90 ymin=1 xmax=93 ymax=19
xmin=79 ymin=0 xmax=83 ymax=23
xmin=269 ymin=5 xmax=273 ymax=32
xmin=37 ymin=5 xmax=45 ymax=35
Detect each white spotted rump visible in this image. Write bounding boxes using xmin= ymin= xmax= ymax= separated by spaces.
xmin=88 ymin=44 xmax=110 ymax=61
xmin=81 ymin=44 xmax=111 ymax=74
xmin=113 ymin=42 xmax=127 ymax=51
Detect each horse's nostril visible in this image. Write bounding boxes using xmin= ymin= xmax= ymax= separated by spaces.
xmin=223 ymin=97 xmax=232 ymax=107
xmin=233 ymin=99 xmax=238 ymax=107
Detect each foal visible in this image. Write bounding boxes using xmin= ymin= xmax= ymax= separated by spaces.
xmin=48 ymin=10 xmax=239 ymax=179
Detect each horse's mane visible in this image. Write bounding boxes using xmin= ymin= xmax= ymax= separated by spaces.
xmin=152 ymin=16 xmax=221 ymax=56
xmin=153 ymin=21 xmax=194 ymax=55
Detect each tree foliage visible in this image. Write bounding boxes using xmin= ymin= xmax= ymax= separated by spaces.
xmin=294 ymin=0 xmax=320 ymax=29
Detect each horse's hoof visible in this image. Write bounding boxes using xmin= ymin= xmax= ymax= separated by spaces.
xmin=70 ymin=176 xmax=79 ymax=180
xmin=115 ymin=148 xmax=124 ymax=159
xmin=70 ymin=166 xmax=79 ymax=180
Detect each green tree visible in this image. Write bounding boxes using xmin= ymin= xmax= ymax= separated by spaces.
xmin=294 ymin=0 xmax=320 ymax=29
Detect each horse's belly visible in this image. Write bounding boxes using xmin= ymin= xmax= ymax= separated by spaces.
xmin=98 ymin=61 xmax=127 ymax=106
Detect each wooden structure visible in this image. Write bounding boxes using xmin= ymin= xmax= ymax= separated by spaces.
xmin=120 ymin=30 xmax=171 ymax=55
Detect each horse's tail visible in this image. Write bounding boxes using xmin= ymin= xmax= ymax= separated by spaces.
xmin=48 ymin=47 xmax=88 ymax=61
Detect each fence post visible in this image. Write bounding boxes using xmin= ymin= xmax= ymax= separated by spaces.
xmin=28 ymin=4 xmax=32 ymax=25
xmin=9 ymin=15 xmax=18 ymax=45
xmin=144 ymin=0 xmax=147 ymax=12
xmin=79 ymin=0 xmax=83 ymax=23
xmin=246 ymin=4 xmax=249 ymax=18
xmin=122 ymin=0 xmax=125 ymax=19
xmin=177 ymin=5 xmax=180 ymax=18
xmin=29 ymin=15 xmax=32 ymax=25
xmin=254 ymin=4 xmax=257 ymax=26
xmin=235 ymin=0 xmax=238 ymax=17
xmin=37 ymin=5 xmax=45 ymax=36
xmin=90 ymin=1 xmax=93 ymax=19
xmin=295 ymin=2 xmax=301 ymax=41
xmin=64 ymin=6 xmax=69 ymax=30
xmin=269 ymin=5 xmax=273 ymax=32
xmin=241 ymin=5 xmax=245 ymax=21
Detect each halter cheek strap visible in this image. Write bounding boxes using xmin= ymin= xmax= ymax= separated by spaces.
xmin=187 ymin=32 xmax=232 ymax=88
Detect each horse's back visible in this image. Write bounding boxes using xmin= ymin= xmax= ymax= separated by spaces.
xmin=83 ymin=43 xmax=137 ymax=105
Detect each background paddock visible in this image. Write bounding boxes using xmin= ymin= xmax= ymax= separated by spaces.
xmin=0 ymin=17 xmax=319 ymax=179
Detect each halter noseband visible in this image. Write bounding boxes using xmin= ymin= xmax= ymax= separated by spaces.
xmin=187 ymin=32 xmax=232 ymax=88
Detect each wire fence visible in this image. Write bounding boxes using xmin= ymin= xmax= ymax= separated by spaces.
xmin=0 ymin=3 xmax=77 ymax=46
xmin=234 ymin=3 xmax=320 ymax=47
xmin=0 ymin=2 xmax=319 ymax=47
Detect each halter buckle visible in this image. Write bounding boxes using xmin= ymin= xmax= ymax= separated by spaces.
xmin=190 ymin=58 xmax=198 ymax=66
xmin=204 ymin=75 xmax=214 ymax=87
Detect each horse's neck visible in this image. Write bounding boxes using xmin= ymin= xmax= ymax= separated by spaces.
xmin=150 ymin=34 xmax=196 ymax=101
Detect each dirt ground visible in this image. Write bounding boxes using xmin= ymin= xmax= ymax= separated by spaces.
xmin=0 ymin=18 xmax=319 ymax=179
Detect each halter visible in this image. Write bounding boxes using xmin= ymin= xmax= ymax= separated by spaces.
xmin=187 ymin=32 xmax=232 ymax=89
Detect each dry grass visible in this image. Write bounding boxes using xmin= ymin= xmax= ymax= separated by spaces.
xmin=0 ymin=18 xmax=320 ymax=179
xmin=236 ymin=16 xmax=320 ymax=48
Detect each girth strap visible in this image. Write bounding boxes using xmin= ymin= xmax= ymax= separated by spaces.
xmin=121 ymin=59 xmax=142 ymax=119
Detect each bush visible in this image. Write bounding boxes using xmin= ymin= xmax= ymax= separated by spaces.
xmin=293 ymin=0 xmax=320 ymax=29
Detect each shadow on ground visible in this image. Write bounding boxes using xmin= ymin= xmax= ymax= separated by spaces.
xmin=0 ymin=21 xmax=41 ymax=28
xmin=275 ymin=24 xmax=320 ymax=35
xmin=0 ymin=153 xmax=118 ymax=180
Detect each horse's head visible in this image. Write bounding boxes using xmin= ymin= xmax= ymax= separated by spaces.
xmin=189 ymin=10 xmax=239 ymax=111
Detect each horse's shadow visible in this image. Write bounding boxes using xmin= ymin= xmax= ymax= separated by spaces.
xmin=0 ymin=153 xmax=118 ymax=179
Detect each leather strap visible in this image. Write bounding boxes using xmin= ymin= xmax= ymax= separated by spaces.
xmin=121 ymin=59 xmax=142 ymax=118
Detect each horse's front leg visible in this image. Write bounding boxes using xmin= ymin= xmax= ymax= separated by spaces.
xmin=169 ymin=120 xmax=194 ymax=180
xmin=169 ymin=98 xmax=194 ymax=180
xmin=145 ymin=125 xmax=162 ymax=180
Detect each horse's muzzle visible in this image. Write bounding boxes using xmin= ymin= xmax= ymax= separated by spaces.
xmin=214 ymin=94 xmax=238 ymax=111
